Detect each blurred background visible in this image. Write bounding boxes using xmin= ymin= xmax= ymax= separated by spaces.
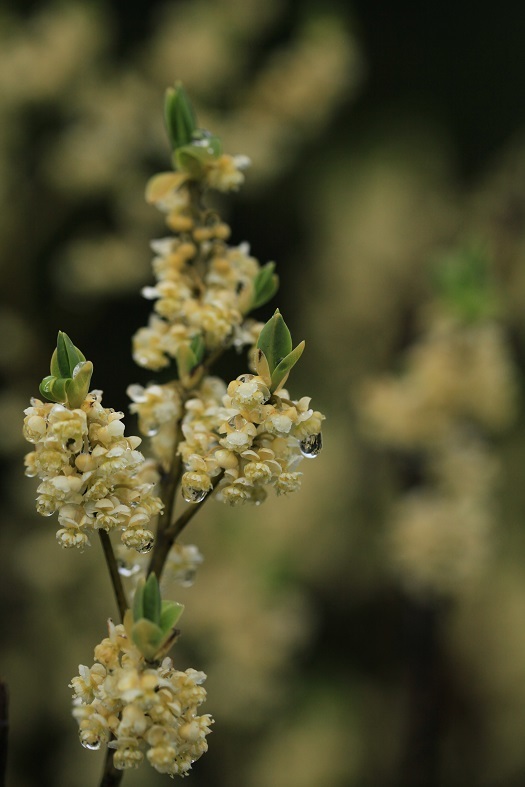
xmin=3 ymin=1 xmax=525 ymax=785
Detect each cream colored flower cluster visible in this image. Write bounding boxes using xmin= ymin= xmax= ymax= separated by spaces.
xmin=178 ymin=373 xmax=324 ymax=506
xmin=116 ymin=542 xmax=204 ymax=588
xmin=127 ymin=380 xmax=183 ymax=472
xmin=360 ymin=318 xmax=517 ymax=448
xmin=359 ymin=313 xmax=517 ymax=597
xmin=23 ymin=391 xmax=163 ymax=551
xmin=70 ymin=620 xmax=212 ymax=777
xmin=132 ymin=170 xmax=264 ymax=372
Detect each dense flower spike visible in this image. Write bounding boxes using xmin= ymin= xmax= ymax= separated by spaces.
xmin=132 ymin=86 xmax=277 ymax=376
xmin=177 ymin=372 xmax=324 ymax=506
xmin=70 ymin=619 xmax=212 ymax=777
xmin=24 ymin=371 xmax=163 ymax=551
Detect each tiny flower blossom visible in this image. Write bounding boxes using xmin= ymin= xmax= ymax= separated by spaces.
xmin=176 ymin=374 xmax=325 ymax=506
xmin=23 ymin=391 xmax=163 ymax=551
xmin=133 ymin=161 xmax=270 ymax=372
xmin=70 ymin=621 xmax=212 ymax=777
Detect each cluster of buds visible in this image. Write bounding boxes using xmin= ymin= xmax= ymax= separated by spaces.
xmin=71 ymin=576 xmax=212 ymax=777
xmin=178 ymin=311 xmax=325 ymax=506
xmin=23 ymin=333 xmax=163 ymax=551
xmin=132 ymin=84 xmax=278 ymax=375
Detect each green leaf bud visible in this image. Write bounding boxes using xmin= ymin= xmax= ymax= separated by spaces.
xmin=256 ymin=311 xmax=305 ymax=392
xmin=128 ymin=577 xmax=184 ymax=661
xmin=270 ymin=340 xmax=305 ymax=392
xmin=130 ymin=618 xmax=165 ymax=662
xmin=190 ymin=334 xmax=206 ymax=365
xmin=142 ymin=573 xmax=162 ymax=625
xmin=252 ymin=262 xmax=279 ymax=309
xmin=256 ymin=310 xmax=292 ymax=373
xmin=39 ymin=333 xmax=92 ymax=408
xmin=67 ymin=361 xmax=93 ymax=409
xmin=164 ymin=83 xmax=197 ymax=151
xmin=160 ymin=600 xmax=185 ymax=634
xmin=55 ymin=331 xmax=86 ymax=378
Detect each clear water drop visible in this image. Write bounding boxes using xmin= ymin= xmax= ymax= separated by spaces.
xmin=299 ymin=433 xmax=322 ymax=458
xmin=81 ymin=740 xmax=101 ymax=751
xmin=182 ymin=487 xmax=208 ymax=504
xmin=145 ymin=424 xmax=160 ymax=437
xmin=137 ymin=540 xmax=154 ymax=555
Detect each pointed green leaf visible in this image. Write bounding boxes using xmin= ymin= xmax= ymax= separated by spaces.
xmin=39 ymin=375 xmax=57 ymax=402
xmin=252 ymin=263 xmax=279 ymax=309
xmin=131 ymin=619 xmax=164 ymax=661
xmin=164 ymin=83 xmax=197 ymax=151
xmin=56 ymin=332 xmax=85 ymax=378
xmin=174 ymin=134 xmax=221 ymax=176
xmin=133 ymin=578 xmax=145 ymax=622
xmin=67 ymin=361 xmax=93 ymax=409
xmin=160 ymin=601 xmax=184 ymax=634
xmin=190 ymin=335 xmax=206 ymax=365
xmin=256 ymin=310 xmax=292 ymax=374
xmin=142 ymin=573 xmax=161 ymax=625
xmin=50 ymin=349 xmax=61 ymax=378
xmin=270 ymin=340 xmax=305 ymax=391
xmin=50 ymin=377 xmax=70 ymax=403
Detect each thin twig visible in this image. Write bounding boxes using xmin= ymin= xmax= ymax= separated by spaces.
xmin=99 ymin=746 xmax=123 ymax=787
xmin=98 ymin=531 xmax=127 ymax=622
xmin=148 ymin=474 xmax=223 ymax=579
xmin=0 ymin=680 xmax=8 ymax=787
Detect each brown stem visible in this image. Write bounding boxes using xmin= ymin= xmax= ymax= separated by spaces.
xmin=98 ymin=531 xmax=128 ymax=622
xmin=99 ymin=746 xmax=123 ymax=787
xmin=148 ymin=474 xmax=222 ymax=579
xmin=0 ymin=680 xmax=8 ymax=787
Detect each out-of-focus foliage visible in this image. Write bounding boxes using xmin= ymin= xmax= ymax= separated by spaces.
xmin=4 ymin=1 xmax=525 ymax=786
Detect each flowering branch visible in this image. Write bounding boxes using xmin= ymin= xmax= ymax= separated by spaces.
xmin=22 ymin=82 xmax=324 ymax=783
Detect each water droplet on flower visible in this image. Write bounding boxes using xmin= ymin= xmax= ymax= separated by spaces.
xmin=182 ymin=487 xmax=208 ymax=504
xmin=300 ymin=433 xmax=322 ymax=458
xmin=137 ymin=540 xmax=154 ymax=554
xmin=146 ymin=424 xmax=159 ymax=437
xmin=180 ymin=569 xmax=196 ymax=587
xmin=81 ymin=740 xmax=101 ymax=751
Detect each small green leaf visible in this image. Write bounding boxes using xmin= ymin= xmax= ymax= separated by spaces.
xmin=256 ymin=310 xmax=292 ymax=374
xmin=39 ymin=375 xmax=58 ymax=401
xmin=56 ymin=331 xmax=85 ymax=378
xmin=252 ymin=263 xmax=279 ymax=309
xmin=50 ymin=349 xmax=61 ymax=378
xmin=160 ymin=601 xmax=184 ymax=634
xmin=190 ymin=335 xmax=206 ymax=365
xmin=142 ymin=574 xmax=161 ymax=625
xmin=67 ymin=361 xmax=93 ymax=409
xmin=270 ymin=340 xmax=305 ymax=392
xmin=164 ymin=83 xmax=197 ymax=150
xmin=131 ymin=618 xmax=164 ymax=661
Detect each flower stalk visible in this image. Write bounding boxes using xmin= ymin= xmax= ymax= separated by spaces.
xmin=22 ymin=83 xmax=325 ymax=783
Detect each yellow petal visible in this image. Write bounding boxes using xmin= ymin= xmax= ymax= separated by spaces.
xmin=145 ymin=171 xmax=189 ymax=204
